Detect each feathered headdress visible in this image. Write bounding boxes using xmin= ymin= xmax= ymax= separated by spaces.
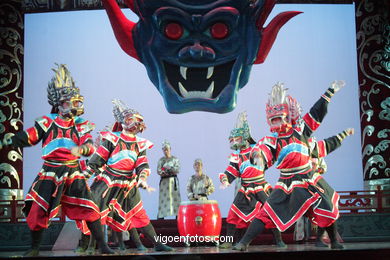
xmin=229 ymin=111 xmax=255 ymax=144
xmin=112 ymin=99 xmax=142 ymax=124
xmin=47 ymin=63 xmax=80 ymax=107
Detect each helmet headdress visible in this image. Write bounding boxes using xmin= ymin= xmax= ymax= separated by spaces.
xmin=266 ymin=82 xmax=301 ymax=133
xmin=229 ymin=111 xmax=255 ymax=150
xmin=47 ymin=63 xmax=84 ymax=117
xmin=112 ymin=99 xmax=145 ymax=133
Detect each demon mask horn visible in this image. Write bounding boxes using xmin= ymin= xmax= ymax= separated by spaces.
xmin=102 ymin=0 xmax=139 ymax=60
xmin=254 ymin=0 xmax=302 ymax=64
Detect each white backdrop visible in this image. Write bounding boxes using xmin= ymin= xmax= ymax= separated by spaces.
xmin=23 ymin=4 xmax=361 ymax=219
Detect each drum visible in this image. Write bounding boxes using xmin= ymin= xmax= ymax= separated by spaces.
xmin=177 ymin=200 xmax=222 ymax=239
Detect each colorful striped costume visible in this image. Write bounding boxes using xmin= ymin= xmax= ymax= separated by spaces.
xmin=83 ymin=131 xmax=153 ymax=232
xmin=253 ymin=87 xmax=350 ymax=231
xmin=220 ymin=145 xmax=272 ymax=229
xmin=11 ymin=114 xmax=99 ymax=231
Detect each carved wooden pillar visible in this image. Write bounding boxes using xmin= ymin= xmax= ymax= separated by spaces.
xmin=355 ymin=0 xmax=390 ymax=191
xmin=0 ymin=0 xmax=24 ymax=203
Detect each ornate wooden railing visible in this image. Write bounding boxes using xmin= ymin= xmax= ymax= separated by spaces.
xmin=338 ymin=186 xmax=390 ymax=214
xmin=1 ymin=187 xmax=389 ymax=223
xmin=0 ymin=196 xmax=66 ymax=223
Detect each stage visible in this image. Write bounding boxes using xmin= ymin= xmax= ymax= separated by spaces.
xmin=0 ymin=242 xmax=389 ymax=260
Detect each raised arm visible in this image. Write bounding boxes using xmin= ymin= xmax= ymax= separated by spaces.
xmin=302 ymin=80 xmax=346 ymax=137
xmin=310 ymin=128 xmax=354 ymax=159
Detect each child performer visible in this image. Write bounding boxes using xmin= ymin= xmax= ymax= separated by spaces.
xmin=0 ymin=64 xmax=114 ymax=256
xmin=233 ymin=81 xmax=353 ymax=251
xmin=82 ymin=99 xmax=173 ymax=252
xmin=219 ymin=112 xmax=286 ymax=249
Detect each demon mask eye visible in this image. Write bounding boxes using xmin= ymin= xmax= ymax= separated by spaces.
xmin=164 ymin=22 xmax=184 ymax=40
xmin=210 ymin=22 xmax=229 ymax=39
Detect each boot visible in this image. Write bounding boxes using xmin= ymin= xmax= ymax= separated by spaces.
xmin=325 ymin=223 xmax=344 ymax=249
xmin=86 ymin=220 xmax=115 ymax=254
xmin=86 ymin=234 xmax=96 ymax=255
xmin=23 ymin=229 xmax=44 ymax=257
xmin=271 ymin=228 xmax=287 ymax=248
xmin=219 ymin=223 xmax=236 ymax=249
xmin=129 ymin=228 xmax=147 ymax=251
xmin=232 ymin=218 xmax=265 ymax=251
xmin=115 ymin=231 xmax=126 ymax=250
xmin=75 ymin=233 xmax=90 ymax=253
xmin=139 ymin=223 xmax=173 ymax=252
xmin=315 ymin=227 xmax=328 ymax=247
xmin=234 ymin=228 xmax=246 ymax=245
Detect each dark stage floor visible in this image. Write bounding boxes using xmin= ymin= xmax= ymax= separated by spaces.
xmin=1 ymin=242 xmax=390 ymax=260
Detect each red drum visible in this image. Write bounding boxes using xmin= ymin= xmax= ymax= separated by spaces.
xmin=177 ymin=200 xmax=222 ymax=238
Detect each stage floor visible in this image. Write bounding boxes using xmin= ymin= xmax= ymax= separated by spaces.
xmin=1 ymin=242 xmax=390 ymax=259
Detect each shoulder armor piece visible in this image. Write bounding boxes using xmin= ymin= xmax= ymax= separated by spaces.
xmin=75 ymin=117 xmax=95 ymax=135
xmin=229 ymin=153 xmax=239 ymax=163
xmin=136 ymin=136 xmax=154 ymax=152
xmin=35 ymin=114 xmax=55 ymax=132
xmin=100 ymin=131 xmax=120 ymax=146
xmin=260 ymin=135 xmax=277 ymax=149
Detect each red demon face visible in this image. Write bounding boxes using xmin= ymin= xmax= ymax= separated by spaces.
xmin=266 ymin=103 xmax=291 ymax=133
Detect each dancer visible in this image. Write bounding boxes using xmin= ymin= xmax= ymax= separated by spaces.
xmin=218 ymin=112 xmax=286 ymax=249
xmin=186 ymin=159 xmax=215 ymax=201
xmin=157 ymin=140 xmax=181 ymax=219
xmin=0 ymin=64 xmax=113 ymax=256
xmin=233 ymin=81 xmax=354 ymax=251
xmin=82 ymin=99 xmax=173 ymax=252
xmin=308 ymin=136 xmax=352 ymax=247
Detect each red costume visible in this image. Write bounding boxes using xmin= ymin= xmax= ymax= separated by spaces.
xmin=233 ymin=81 xmax=353 ymax=251
xmin=12 ymin=114 xmax=99 ymax=230
xmin=3 ymin=64 xmax=114 ymax=256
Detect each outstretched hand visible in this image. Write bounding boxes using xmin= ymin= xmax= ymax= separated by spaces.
xmin=220 ymin=181 xmax=230 ymax=190
xmin=137 ymin=179 xmax=155 ymax=193
xmin=345 ymin=128 xmax=355 ymax=136
xmin=330 ymin=80 xmax=346 ymax=92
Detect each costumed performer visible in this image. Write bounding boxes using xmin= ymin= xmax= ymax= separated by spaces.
xmin=308 ymin=134 xmax=353 ymax=248
xmin=82 ymin=99 xmax=173 ymax=252
xmin=218 ymin=111 xmax=286 ymax=249
xmin=233 ymin=81 xmax=354 ymax=251
xmin=0 ymin=64 xmax=114 ymax=256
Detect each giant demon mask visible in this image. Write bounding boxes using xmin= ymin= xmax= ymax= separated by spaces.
xmin=103 ymin=0 xmax=301 ymax=114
